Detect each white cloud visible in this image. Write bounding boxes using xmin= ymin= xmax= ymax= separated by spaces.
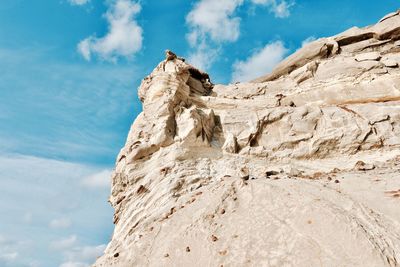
xmin=68 ymin=0 xmax=90 ymax=6
xmin=301 ymin=36 xmax=317 ymax=47
xmin=78 ymin=0 xmax=143 ymax=61
xmin=232 ymin=41 xmax=288 ymax=82
xmin=65 ymin=244 xmax=107 ymax=262
xmin=81 ymin=169 xmax=111 ymax=189
xmin=49 ymin=218 xmax=72 ymax=229
xmin=186 ymin=0 xmax=293 ymax=43
xmin=185 ymin=0 xmax=244 ymax=70
xmin=187 ymin=41 xmax=220 ymax=71
xmin=186 ymin=0 xmax=244 ymax=44
xmin=185 ymin=0 xmax=293 ymax=70
xmin=273 ymin=1 xmax=292 ymax=18
xmin=186 ymin=0 xmax=244 ymax=70
xmin=250 ymin=0 xmax=294 ymax=18
xmin=50 ymin=235 xmax=78 ymax=251
xmin=77 ymin=39 xmax=91 ymax=60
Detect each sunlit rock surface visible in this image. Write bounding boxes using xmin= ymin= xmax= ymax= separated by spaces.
xmin=94 ymin=12 xmax=400 ymax=267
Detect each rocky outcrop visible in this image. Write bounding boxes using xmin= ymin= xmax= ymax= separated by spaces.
xmin=94 ymin=11 xmax=400 ymax=267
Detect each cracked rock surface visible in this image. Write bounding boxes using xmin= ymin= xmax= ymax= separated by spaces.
xmin=94 ymin=11 xmax=400 ymax=267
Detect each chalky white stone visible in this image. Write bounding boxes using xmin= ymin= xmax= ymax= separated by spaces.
xmin=94 ymin=11 xmax=400 ymax=267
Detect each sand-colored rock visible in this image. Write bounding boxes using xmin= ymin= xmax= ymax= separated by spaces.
xmin=94 ymin=11 xmax=400 ymax=267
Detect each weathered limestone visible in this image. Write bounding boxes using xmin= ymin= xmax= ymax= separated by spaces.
xmin=94 ymin=11 xmax=400 ymax=267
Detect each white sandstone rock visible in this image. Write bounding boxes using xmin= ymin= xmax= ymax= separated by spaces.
xmin=355 ymin=51 xmax=382 ymax=62
xmin=94 ymin=12 xmax=400 ymax=267
xmin=382 ymin=57 xmax=399 ymax=67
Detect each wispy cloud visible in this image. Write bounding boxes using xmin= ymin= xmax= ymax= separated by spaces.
xmin=187 ymin=41 xmax=220 ymax=72
xmin=81 ymin=169 xmax=112 ymax=189
xmin=301 ymin=36 xmax=317 ymax=47
xmin=0 ymin=154 xmax=113 ymax=266
xmin=51 ymin=235 xmax=78 ymax=251
xmin=22 ymin=212 xmax=33 ymax=224
xmin=251 ymin=0 xmax=294 ymax=18
xmin=0 ymin=235 xmax=34 ymax=267
xmin=78 ymin=0 xmax=143 ymax=61
xmin=52 ymin=237 xmax=106 ymax=267
xmin=49 ymin=218 xmax=72 ymax=229
xmin=59 ymin=244 xmax=106 ymax=267
xmin=51 ymin=236 xmax=105 ymax=265
xmin=68 ymin=0 xmax=90 ymax=6
xmin=0 ymin=251 xmax=18 ymax=266
xmin=64 ymin=244 xmax=106 ymax=262
xmin=232 ymin=41 xmax=288 ymax=82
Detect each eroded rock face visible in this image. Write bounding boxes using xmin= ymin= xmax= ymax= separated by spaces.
xmin=94 ymin=13 xmax=400 ymax=267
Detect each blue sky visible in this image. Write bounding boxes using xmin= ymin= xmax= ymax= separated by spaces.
xmin=0 ymin=0 xmax=398 ymax=266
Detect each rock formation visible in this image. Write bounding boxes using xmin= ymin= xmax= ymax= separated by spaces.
xmin=94 ymin=11 xmax=400 ymax=267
